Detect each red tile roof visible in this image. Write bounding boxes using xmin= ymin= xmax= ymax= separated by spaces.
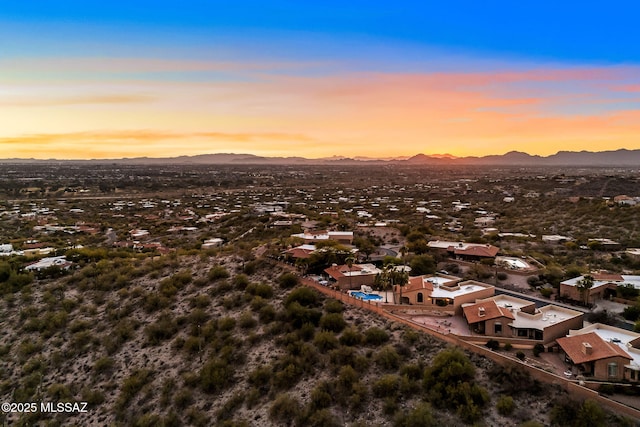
xmin=557 ymin=332 xmax=632 ymax=364
xmin=592 ymin=273 xmax=624 ymax=282
xmin=463 ymin=300 xmax=515 ymax=324
xmin=403 ymin=276 xmax=435 ymax=293
xmin=454 ymin=244 xmax=499 ymax=258
xmin=324 ymin=264 xmax=363 ymax=280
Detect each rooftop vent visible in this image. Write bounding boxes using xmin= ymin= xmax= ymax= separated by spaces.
xmin=478 ymin=307 xmax=486 ymax=317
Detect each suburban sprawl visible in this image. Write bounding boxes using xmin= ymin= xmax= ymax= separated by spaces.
xmin=1 ymin=162 xmax=640 ymax=426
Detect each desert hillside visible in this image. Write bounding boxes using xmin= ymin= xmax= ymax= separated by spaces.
xmin=0 ymin=253 xmax=632 ymax=426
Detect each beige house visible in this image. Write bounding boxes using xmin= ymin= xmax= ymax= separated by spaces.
xmin=463 ymin=295 xmax=584 ymax=344
xmin=397 ymin=275 xmax=494 ymax=314
xmin=557 ymin=323 xmax=640 ymax=382
xmin=560 ymin=273 xmax=640 ymax=304
xmin=324 ymin=263 xmax=381 ymax=290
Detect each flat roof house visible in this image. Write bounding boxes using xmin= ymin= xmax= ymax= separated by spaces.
xmin=398 ymin=275 xmax=494 ymax=314
xmin=291 ymin=230 xmax=354 ymax=245
xmin=463 ymin=295 xmax=584 ymax=344
xmin=560 ymin=273 xmax=640 ymax=305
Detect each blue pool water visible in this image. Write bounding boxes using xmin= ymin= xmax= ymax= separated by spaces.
xmin=350 ymin=291 xmax=383 ymax=301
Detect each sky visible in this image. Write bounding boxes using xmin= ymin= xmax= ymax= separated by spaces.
xmin=2 ymin=1 xmax=640 ymax=159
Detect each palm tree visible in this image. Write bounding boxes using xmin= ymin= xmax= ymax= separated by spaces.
xmin=345 ymin=255 xmax=356 ymax=290
xmin=395 ymin=268 xmax=409 ymax=304
xmin=577 ymin=274 xmax=595 ymax=306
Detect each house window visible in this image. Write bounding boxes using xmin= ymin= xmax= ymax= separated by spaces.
xmin=517 ymin=329 xmax=528 ymax=337
xmin=608 ymin=363 xmax=618 ymax=378
xmin=494 ymin=322 xmax=502 ymax=334
xmin=417 ymin=293 xmax=423 ymax=303
xmin=630 ymin=370 xmax=636 ymax=381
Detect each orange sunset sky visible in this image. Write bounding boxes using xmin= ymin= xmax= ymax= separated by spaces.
xmin=2 ymin=2 xmax=640 ymax=160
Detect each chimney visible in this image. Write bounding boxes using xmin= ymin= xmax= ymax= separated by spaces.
xmin=582 ymin=342 xmax=592 ymax=355
xmin=478 ymin=307 xmax=486 ymax=317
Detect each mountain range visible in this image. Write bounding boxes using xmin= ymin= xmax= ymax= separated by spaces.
xmin=2 ymin=149 xmax=640 ymax=166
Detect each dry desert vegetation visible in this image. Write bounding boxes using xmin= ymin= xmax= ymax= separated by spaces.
xmin=0 ymin=252 xmax=634 ymax=426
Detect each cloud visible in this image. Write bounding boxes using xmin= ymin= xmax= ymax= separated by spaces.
xmin=1 ymin=94 xmax=155 ymax=106
xmin=0 ymin=130 xmax=315 ymax=146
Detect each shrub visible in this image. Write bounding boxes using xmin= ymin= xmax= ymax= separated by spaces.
xmin=375 ymin=345 xmax=401 ymax=370
xmin=209 ymin=265 xmax=230 ymax=281
xmin=497 ymin=272 xmax=508 ymax=281
xmin=218 ymin=316 xmax=236 ymax=332
xmin=200 ymin=358 xmax=234 ymax=393
xmin=238 ymin=312 xmax=257 ymax=329
xmin=324 ymin=299 xmax=344 ymax=313
xmin=424 ymin=348 xmax=489 ymax=422
xmin=504 ymin=342 xmax=513 ymax=351
xmin=319 ymin=313 xmax=346 ymax=333
xmin=496 ymin=395 xmax=515 ymax=415
xmin=93 ymin=356 xmax=115 ymax=376
xmin=372 ymin=374 xmax=400 ymax=398
xmin=516 ymin=351 xmax=526 ymax=361
xmin=269 ymin=393 xmax=302 ymax=424
xmin=233 ymin=274 xmax=250 ymax=290
xmin=248 ymin=365 xmax=272 ymax=391
xmin=394 ymin=402 xmax=436 ymax=427
xmin=309 ymin=381 xmax=334 ymax=410
xmin=340 ymin=327 xmax=363 ymax=346
xmin=314 ymin=331 xmax=339 ymax=351
xmin=364 ymin=327 xmax=389 ymax=346
xmin=278 ymin=272 xmax=299 ymax=289
xmin=259 ymin=304 xmax=276 ymax=323
xmin=486 ymin=339 xmax=500 ymax=351
xmin=119 ymin=369 xmax=153 ymax=406
xmin=245 ymin=283 xmax=273 ymax=298
xmin=285 ymin=287 xmax=319 ymax=307
xmin=533 ymin=343 xmax=545 ymax=357
xmin=174 ymin=388 xmax=194 ymax=409
xmin=145 ymin=314 xmax=178 ymax=345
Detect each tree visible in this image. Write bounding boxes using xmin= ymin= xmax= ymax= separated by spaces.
xmin=409 ymin=255 xmax=436 ymax=276
xmin=577 ymin=275 xmax=595 ymax=305
xmin=345 ymin=255 xmax=356 ymax=290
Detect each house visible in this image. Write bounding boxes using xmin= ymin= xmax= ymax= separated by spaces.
xmin=453 ymin=243 xmax=499 ymax=261
xmin=291 ymin=230 xmax=354 ymax=245
xmin=557 ymin=323 xmax=640 ymax=382
xmin=463 ymin=295 xmax=584 ymax=344
xmin=25 ymin=256 xmax=73 ymax=272
xmin=0 ymin=244 xmax=13 ymax=256
xmin=324 ymin=263 xmax=381 ymax=290
xmin=626 ymin=248 xmax=640 ymax=261
xmin=398 ymin=275 xmax=494 ymax=314
xmin=474 ymin=216 xmax=496 ymax=227
xmin=427 ymin=241 xmax=499 ymax=261
xmin=202 ymin=238 xmax=224 ymax=249
xmin=560 ymin=273 xmax=640 ymax=304
xmin=613 ymin=195 xmax=637 ymax=206
xmin=541 ymin=235 xmax=572 ymax=244
xmin=284 ymin=244 xmax=317 ymax=260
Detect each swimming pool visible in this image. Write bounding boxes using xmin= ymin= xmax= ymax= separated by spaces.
xmin=349 ymin=291 xmax=383 ymax=301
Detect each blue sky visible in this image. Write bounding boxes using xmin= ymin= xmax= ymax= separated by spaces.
xmin=2 ymin=1 xmax=640 ymax=159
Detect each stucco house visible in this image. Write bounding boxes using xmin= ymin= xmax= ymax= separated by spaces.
xmin=324 ymin=263 xmax=381 ymax=290
xmin=560 ymin=273 xmax=640 ymax=305
xmin=427 ymin=241 xmax=499 ymax=261
xmin=557 ymin=323 xmax=640 ymax=382
xmin=463 ymin=295 xmax=584 ymax=344
xmin=397 ymin=275 xmax=494 ymax=314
